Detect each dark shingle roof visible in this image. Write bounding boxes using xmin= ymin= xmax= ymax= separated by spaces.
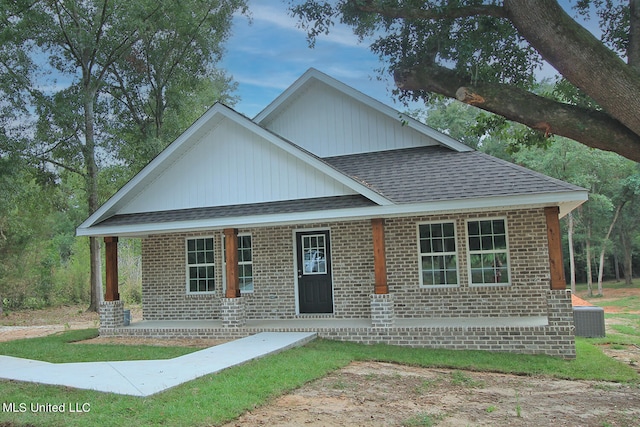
xmin=96 ymin=195 xmax=375 ymax=227
xmin=323 ymin=146 xmax=584 ymax=204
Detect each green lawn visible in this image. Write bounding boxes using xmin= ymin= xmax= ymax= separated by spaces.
xmin=0 ymin=328 xmax=638 ymax=427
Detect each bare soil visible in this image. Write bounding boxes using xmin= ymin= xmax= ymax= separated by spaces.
xmin=1 ymin=290 xmax=640 ymax=426
xmin=222 ymin=361 xmax=640 ymax=427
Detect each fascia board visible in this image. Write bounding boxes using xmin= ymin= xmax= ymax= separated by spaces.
xmin=255 ymin=68 xmax=473 ymax=153
xmin=77 ymin=190 xmax=587 ymax=237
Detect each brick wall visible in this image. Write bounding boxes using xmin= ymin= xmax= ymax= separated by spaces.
xmin=142 ymin=208 xmax=552 ymax=321
xmin=386 ymin=209 xmax=550 ymax=318
xmin=142 ymin=232 xmax=222 ymax=320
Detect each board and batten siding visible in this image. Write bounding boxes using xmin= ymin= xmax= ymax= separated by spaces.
xmin=119 ymin=119 xmax=357 ymax=214
xmin=262 ymin=80 xmax=440 ymax=158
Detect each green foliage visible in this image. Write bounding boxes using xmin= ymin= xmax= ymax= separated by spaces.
xmin=0 ymin=332 xmax=637 ymax=426
xmin=291 ymin=0 xmax=542 ymax=97
xmin=402 ymin=412 xmax=444 ymax=427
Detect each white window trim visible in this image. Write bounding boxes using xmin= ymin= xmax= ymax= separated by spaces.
xmin=300 ymin=233 xmax=328 ymax=275
xmin=185 ymin=236 xmax=216 ymax=295
xmin=417 ymin=221 xmax=460 ymax=288
xmin=222 ymin=232 xmax=254 ymax=294
xmin=465 ymin=217 xmax=512 ymax=287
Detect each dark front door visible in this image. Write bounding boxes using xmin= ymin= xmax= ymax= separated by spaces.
xmin=296 ymin=230 xmax=333 ymax=314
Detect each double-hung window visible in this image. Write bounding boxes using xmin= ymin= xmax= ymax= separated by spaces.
xmin=418 ymin=222 xmax=459 ymax=287
xmin=222 ymin=234 xmax=253 ymax=293
xmin=467 ymin=218 xmax=510 ymax=285
xmin=186 ymin=237 xmax=215 ymax=293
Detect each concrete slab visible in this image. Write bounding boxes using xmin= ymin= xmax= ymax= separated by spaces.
xmin=0 ymin=332 xmax=316 ymax=397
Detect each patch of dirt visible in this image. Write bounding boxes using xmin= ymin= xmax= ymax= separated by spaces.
xmin=222 ymin=361 xmax=640 ymax=427
xmin=0 ymin=305 xmax=101 ymax=342
xmin=576 ymin=286 xmax=640 ymax=314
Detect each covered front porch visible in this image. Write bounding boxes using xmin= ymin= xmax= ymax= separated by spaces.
xmin=97 ymin=308 xmax=575 ymax=358
xmin=97 ymin=210 xmax=577 ymax=358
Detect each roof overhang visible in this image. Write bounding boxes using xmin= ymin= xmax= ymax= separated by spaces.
xmin=77 ymin=190 xmax=587 ymax=238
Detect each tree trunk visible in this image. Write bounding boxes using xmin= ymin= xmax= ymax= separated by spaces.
xmin=597 ymin=204 xmax=623 ymax=295
xmin=83 ymin=89 xmax=103 ymax=313
xmin=586 ymin=227 xmax=593 ymax=297
xmin=568 ymin=212 xmax=576 ymax=293
xmin=620 ymin=231 xmax=634 ymax=286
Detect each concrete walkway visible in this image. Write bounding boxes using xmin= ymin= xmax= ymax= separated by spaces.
xmin=0 ymin=332 xmax=316 ymax=397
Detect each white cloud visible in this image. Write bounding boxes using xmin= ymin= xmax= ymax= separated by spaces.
xmin=248 ymin=3 xmax=366 ymax=48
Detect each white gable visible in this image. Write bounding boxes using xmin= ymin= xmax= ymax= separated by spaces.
xmin=78 ymin=103 xmax=391 ymax=234
xmin=256 ymin=69 xmax=472 ymax=158
xmin=120 ymin=118 xmax=357 ymax=214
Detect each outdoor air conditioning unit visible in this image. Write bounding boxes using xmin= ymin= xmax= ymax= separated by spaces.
xmin=573 ymin=306 xmax=605 ymax=338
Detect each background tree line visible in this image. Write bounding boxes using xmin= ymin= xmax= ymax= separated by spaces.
xmin=0 ymin=0 xmax=247 ymax=311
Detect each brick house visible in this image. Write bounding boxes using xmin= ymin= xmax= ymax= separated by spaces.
xmin=77 ymin=69 xmax=587 ymax=358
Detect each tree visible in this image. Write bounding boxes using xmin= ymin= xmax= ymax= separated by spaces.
xmin=106 ymin=0 xmax=244 ymax=171
xmin=3 ymin=0 xmax=246 ymax=311
xmin=291 ymin=0 xmax=640 ymax=162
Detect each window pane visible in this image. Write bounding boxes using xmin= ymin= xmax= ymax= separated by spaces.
xmin=432 ymin=224 xmax=443 ymax=237
xmin=470 ymin=254 xmax=482 ymax=269
xmin=493 ymin=219 xmax=505 ymax=234
xmin=481 ymin=235 xmax=493 ymax=250
xmin=419 ymin=225 xmax=431 ymax=239
xmin=444 ymin=237 xmax=456 ymax=252
xmin=469 ymin=236 xmax=481 ymax=251
xmin=446 ymin=270 xmax=458 ymax=284
xmin=468 ymin=221 xmax=480 ymax=236
xmin=443 ymin=222 xmax=455 ymax=237
xmin=480 ymin=220 xmax=492 ymax=234
xmin=446 ymin=255 xmax=457 ymax=268
xmin=494 ymin=234 xmax=506 ymax=249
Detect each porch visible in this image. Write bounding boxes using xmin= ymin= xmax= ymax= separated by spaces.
xmin=98 ymin=314 xmax=578 ymax=359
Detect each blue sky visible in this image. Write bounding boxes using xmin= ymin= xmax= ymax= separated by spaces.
xmin=220 ymin=2 xmax=395 ymax=118
xmin=220 ymin=1 xmax=596 ymax=119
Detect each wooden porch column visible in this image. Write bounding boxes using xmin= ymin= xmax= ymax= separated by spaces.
xmin=371 ymin=218 xmax=388 ymax=294
xmin=224 ymin=228 xmax=240 ymax=298
xmin=104 ymin=237 xmax=119 ymax=301
xmin=545 ymin=206 xmax=567 ymax=290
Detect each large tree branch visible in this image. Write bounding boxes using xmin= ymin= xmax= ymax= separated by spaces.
xmin=395 ymin=63 xmax=640 ymax=162
xmin=504 ymin=0 xmax=640 ymax=145
xmin=350 ymin=1 xmax=507 ymax=20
